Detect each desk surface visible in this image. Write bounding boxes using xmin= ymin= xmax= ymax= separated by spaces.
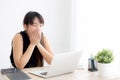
xmin=1 ymin=67 xmax=120 ymax=80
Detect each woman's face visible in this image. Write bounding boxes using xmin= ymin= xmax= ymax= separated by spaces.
xmin=25 ymin=17 xmax=43 ymax=36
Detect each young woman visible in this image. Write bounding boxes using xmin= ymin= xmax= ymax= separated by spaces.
xmin=10 ymin=11 xmax=54 ymax=69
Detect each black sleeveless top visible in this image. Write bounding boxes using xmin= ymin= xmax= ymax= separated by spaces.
xmin=10 ymin=31 xmax=44 ymax=68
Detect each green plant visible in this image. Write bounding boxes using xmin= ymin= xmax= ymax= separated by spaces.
xmin=95 ymin=49 xmax=114 ymax=63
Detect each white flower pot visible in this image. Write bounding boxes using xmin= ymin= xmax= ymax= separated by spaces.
xmin=97 ymin=62 xmax=113 ymax=77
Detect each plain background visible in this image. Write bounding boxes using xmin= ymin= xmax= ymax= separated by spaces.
xmin=75 ymin=0 xmax=120 ymax=74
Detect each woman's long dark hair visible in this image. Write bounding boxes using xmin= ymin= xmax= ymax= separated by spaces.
xmin=23 ymin=11 xmax=44 ymax=25
xmin=23 ymin=11 xmax=44 ymax=67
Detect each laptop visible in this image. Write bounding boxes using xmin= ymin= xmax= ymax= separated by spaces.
xmin=29 ymin=51 xmax=82 ymax=78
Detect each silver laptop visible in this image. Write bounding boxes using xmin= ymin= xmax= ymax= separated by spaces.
xmin=29 ymin=51 xmax=82 ymax=78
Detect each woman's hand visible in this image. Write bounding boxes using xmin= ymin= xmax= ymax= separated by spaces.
xmin=29 ymin=29 xmax=41 ymax=45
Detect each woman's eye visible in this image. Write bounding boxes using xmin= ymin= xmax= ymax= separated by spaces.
xmin=33 ymin=25 xmax=37 ymax=27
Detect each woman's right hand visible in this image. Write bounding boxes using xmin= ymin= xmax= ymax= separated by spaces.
xmin=29 ymin=29 xmax=41 ymax=45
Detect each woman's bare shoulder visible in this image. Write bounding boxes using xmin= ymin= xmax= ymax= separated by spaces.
xmin=13 ymin=33 xmax=23 ymax=43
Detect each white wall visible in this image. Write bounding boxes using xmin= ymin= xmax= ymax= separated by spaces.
xmin=73 ymin=0 xmax=120 ymax=71
xmin=0 ymin=0 xmax=71 ymax=68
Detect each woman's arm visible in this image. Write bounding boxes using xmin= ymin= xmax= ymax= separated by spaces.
xmin=36 ymin=35 xmax=54 ymax=64
xmin=13 ymin=34 xmax=36 ymax=69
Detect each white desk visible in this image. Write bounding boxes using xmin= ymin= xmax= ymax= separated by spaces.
xmin=0 ymin=67 xmax=120 ymax=80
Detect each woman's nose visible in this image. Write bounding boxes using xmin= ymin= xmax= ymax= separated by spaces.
xmin=37 ymin=26 xmax=41 ymax=31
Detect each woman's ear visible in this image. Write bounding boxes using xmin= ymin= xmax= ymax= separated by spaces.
xmin=40 ymin=24 xmax=44 ymax=27
xmin=23 ymin=24 xmax=28 ymax=30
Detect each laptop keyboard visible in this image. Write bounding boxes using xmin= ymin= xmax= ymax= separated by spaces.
xmin=40 ymin=72 xmax=47 ymax=75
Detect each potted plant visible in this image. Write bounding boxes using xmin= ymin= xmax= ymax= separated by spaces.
xmin=95 ymin=49 xmax=114 ymax=77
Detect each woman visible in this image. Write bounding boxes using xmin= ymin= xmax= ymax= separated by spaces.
xmin=10 ymin=11 xmax=54 ymax=69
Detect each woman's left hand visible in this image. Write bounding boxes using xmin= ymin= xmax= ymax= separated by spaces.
xmin=36 ymin=29 xmax=41 ymax=44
